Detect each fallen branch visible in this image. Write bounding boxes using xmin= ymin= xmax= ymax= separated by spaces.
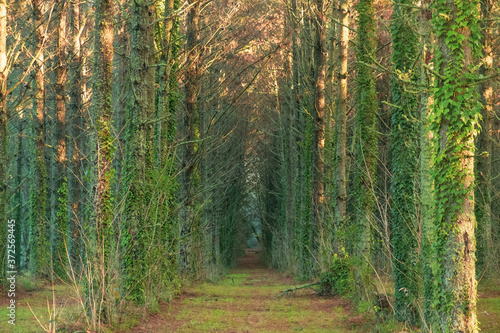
xmin=279 ymin=282 xmax=320 ymax=296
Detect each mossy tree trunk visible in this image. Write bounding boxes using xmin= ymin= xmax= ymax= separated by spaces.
xmin=419 ymin=0 xmax=434 ymax=329
xmin=91 ymin=0 xmax=115 ymax=319
xmin=53 ymin=0 xmax=69 ymax=278
xmin=29 ymin=0 xmax=49 ymax=277
xmin=122 ymin=0 xmax=156 ymax=304
xmin=352 ymin=0 xmax=378 ymax=296
xmin=430 ymin=0 xmax=481 ymax=330
xmin=389 ymin=0 xmax=419 ymax=324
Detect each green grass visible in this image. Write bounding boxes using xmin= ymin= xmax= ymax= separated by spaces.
xmin=0 ymin=283 xmax=83 ymax=333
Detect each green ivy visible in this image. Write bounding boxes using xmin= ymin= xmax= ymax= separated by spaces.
xmin=430 ymin=0 xmax=481 ymax=330
xmin=389 ymin=0 xmax=420 ymax=324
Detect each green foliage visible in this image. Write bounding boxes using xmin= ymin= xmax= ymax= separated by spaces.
xmin=390 ymin=0 xmax=420 ymax=325
xmin=352 ymin=0 xmax=378 ymax=295
xmin=53 ymin=178 xmax=69 ymax=279
xmin=29 ymin=137 xmax=49 ymax=277
xmin=319 ymin=249 xmax=354 ymax=296
xmin=429 ymin=0 xmax=482 ymax=329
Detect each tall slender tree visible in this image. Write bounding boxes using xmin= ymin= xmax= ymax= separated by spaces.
xmin=312 ymin=0 xmax=326 ymax=263
xmin=121 ymin=0 xmax=156 ymax=303
xmin=390 ymin=0 xmax=419 ymax=323
xmin=180 ymin=0 xmax=202 ymax=276
xmin=53 ymin=0 xmax=69 ymax=278
xmin=419 ymin=0 xmax=434 ymax=328
xmin=91 ymin=0 xmax=114 ymax=319
xmin=29 ymin=0 xmax=49 ymax=277
xmin=475 ymin=0 xmax=495 ymax=277
xmin=334 ymin=0 xmax=349 ymax=230
xmin=352 ymin=0 xmax=378 ymax=295
xmin=430 ymin=0 xmax=481 ymax=329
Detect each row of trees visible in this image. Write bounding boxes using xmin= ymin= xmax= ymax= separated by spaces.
xmin=258 ymin=0 xmax=499 ymax=331
xmin=0 ymin=0 xmax=273 ymax=329
xmin=0 ymin=0 xmax=498 ymax=332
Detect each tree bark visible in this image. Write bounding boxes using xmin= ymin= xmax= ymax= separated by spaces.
xmin=431 ymin=0 xmax=480 ymax=330
xmin=334 ymin=0 xmax=349 ymax=229
xmin=29 ymin=0 xmax=49 ymax=277
xmin=122 ymin=0 xmax=156 ymax=302
xmin=53 ymin=0 xmax=68 ymax=278
xmin=312 ymin=0 xmax=326 ymax=255
xmin=91 ymin=0 xmax=114 ymax=319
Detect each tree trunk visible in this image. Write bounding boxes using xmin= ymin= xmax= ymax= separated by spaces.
xmin=334 ymin=0 xmax=349 ymax=229
xmin=122 ymin=0 xmax=156 ymax=303
xmin=431 ymin=0 xmax=480 ymax=330
xmin=53 ymin=0 xmax=68 ymax=278
xmin=353 ymin=0 xmax=378 ymax=297
xmin=29 ymin=0 xmax=49 ymax=277
xmin=68 ymin=0 xmax=83 ymax=273
xmin=419 ymin=0 xmax=434 ymax=329
xmin=390 ymin=0 xmax=419 ymax=324
xmin=475 ymin=0 xmax=494 ymax=278
xmin=91 ymin=0 xmax=114 ymax=320
xmin=180 ymin=0 xmax=202 ymax=276
xmin=312 ymin=0 xmax=326 ymax=259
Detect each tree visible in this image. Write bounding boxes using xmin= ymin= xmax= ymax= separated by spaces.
xmin=475 ymin=0 xmax=495 ymax=277
xmin=180 ymin=0 xmax=202 ymax=276
xmin=312 ymin=0 xmax=326 ymax=263
xmin=91 ymin=0 xmax=115 ymax=320
xmin=352 ymin=0 xmax=378 ymax=295
xmin=334 ymin=0 xmax=349 ymax=233
xmin=53 ymin=0 xmax=69 ymax=278
xmin=430 ymin=0 xmax=481 ymax=329
xmin=390 ymin=0 xmax=419 ymax=323
xmin=121 ymin=0 xmax=156 ymax=303
xmin=29 ymin=0 xmax=49 ymax=277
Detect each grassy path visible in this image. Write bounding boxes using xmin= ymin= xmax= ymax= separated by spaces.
xmin=132 ymin=250 xmax=363 ymax=333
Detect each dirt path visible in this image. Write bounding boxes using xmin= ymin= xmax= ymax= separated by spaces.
xmin=132 ymin=250 xmax=364 ymax=332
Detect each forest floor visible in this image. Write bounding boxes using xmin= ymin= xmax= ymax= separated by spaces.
xmin=128 ymin=249 xmax=367 ymax=333
xmin=1 ymin=251 xmax=499 ymax=332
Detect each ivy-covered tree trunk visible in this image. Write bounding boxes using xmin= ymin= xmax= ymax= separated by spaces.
xmin=29 ymin=0 xmax=49 ymax=277
xmin=419 ymin=0 xmax=435 ymax=328
xmin=91 ymin=0 xmax=114 ymax=319
xmin=430 ymin=0 xmax=481 ymax=330
xmin=122 ymin=0 xmax=156 ymax=303
xmin=334 ymin=0 xmax=349 ymax=230
xmin=389 ymin=0 xmax=419 ymax=324
xmin=0 ymin=0 xmax=7 ymax=284
xmin=352 ymin=0 xmax=378 ymax=296
xmin=53 ymin=0 xmax=69 ymax=278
